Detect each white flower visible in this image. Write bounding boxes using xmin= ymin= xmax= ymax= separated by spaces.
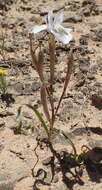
xmin=29 ymin=10 xmax=73 ymax=44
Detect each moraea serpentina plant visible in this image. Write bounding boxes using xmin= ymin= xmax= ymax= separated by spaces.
xmin=18 ymin=10 xmax=73 ymax=140
xmin=29 ymin=10 xmax=73 ymax=44
xmin=29 ymin=10 xmax=73 ymax=132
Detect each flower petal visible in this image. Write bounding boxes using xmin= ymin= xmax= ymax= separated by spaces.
xmin=51 ymin=25 xmax=73 ymax=44
xmin=47 ymin=10 xmax=53 ymax=30
xmin=54 ymin=12 xmax=63 ymax=26
xmin=29 ymin=25 xmax=47 ymax=34
xmin=64 ymin=28 xmax=73 ymax=33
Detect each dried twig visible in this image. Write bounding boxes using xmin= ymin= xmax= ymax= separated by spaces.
xmin=55 ymin=50 xmax=73 ymax=117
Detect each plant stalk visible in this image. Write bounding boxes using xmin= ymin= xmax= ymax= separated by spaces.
xmin=48 ymin=34 xmax=55 ymax=130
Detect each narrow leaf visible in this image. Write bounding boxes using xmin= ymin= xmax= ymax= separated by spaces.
xmin=16 ymin=106 xmax=22 ymax=120
xmin=25 ymin=104 xmax=50 ymax=136
xmin=17 ymin=104 xmax=50 ymax=136
xmin=60 ymin=131 xmax=77 ymax=156
xmin=54 ymin=128 xmax=77 ymax=156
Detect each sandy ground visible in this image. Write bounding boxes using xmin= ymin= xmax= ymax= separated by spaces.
xmin=0 ymin=0 xmax=102 ymax=189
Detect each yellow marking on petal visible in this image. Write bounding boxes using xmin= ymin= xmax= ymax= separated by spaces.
xmin=40 ymin=24 xmax=46 ymax=27
xmin=53 ymin=27 xmax=68 ymax=35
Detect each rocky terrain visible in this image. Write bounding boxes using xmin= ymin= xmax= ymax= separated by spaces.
xmin=0 ymin=0 xmax=102 ymax=189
